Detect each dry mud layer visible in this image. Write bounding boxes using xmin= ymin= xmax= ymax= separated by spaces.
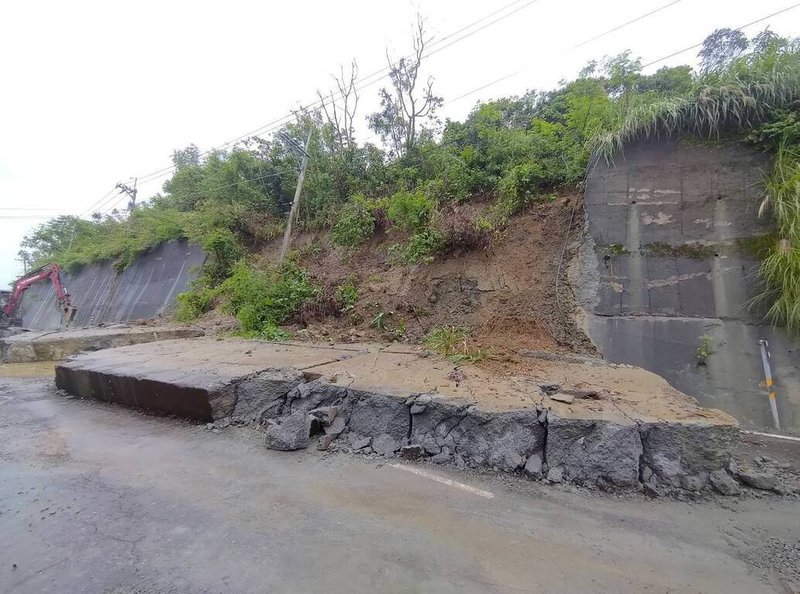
xmin=53 ymin=337 xmax=764 ymax=496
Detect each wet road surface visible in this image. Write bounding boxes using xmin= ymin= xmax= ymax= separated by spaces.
xmin=1 ymin=374 xmax=798 ymax=593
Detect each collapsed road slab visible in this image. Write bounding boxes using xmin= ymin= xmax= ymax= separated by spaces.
xmin=55 ymin=337 xmax=741 ymax=493
xmin=0 ymin=325 xmax=204 ymax=363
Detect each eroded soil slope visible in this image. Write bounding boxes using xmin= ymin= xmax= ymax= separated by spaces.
xmin=197 ymin=195 xmax=594 ymax=372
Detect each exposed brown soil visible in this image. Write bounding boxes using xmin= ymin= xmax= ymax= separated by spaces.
xmin=244 ymin=194 xmax=595 ymax=375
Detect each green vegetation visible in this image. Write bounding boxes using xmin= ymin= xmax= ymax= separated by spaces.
xmin=696 ymin=335 xmax=715 ymax=366
xmin=643 ymin=242 xmax=715 ymax=259
xmin=214 ymin=260 xmax=318 ymax=337
xmin=16 ymin=26 xmax=800 ymax=332
xmin=603 ymin=243 xmax=629 ymax=256
xmin=370 ymin=311 xmax=391 ymax=332
xmin=424 ymin=325 xmax=486 ymax=362
xmin=335 ymin=278 xmax=359 ymax=313
xmin=331 ymin=195 xmax=377 ymax=248
xmin=752 ymin=143 xmax=800 ymax=330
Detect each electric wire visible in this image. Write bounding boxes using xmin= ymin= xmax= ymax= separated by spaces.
xmin=133 ymin=0 xmax=547 ymax=186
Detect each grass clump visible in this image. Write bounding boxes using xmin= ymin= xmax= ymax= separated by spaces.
xmin=593 ymin=75 xmax=800 ymax=163
xmin=424 ymin=325 xmax=486 ymax=362
xmin=752 ymin=142 xmax=800 ymax=331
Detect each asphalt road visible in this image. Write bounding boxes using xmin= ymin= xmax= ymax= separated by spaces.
xmin=1 ymin=373 xmax=798 ymax=594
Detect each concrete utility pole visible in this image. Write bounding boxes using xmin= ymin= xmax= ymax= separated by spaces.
xmin=115 ymin=179 xmax=138 ymax=212
xmin=279 ymin=131 xmax=312 ymax=264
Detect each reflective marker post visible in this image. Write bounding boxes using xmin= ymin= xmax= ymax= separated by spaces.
xmin=758 ymin=339 xmax=781 ymax=431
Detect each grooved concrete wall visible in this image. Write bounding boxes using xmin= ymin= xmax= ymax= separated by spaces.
xmin=17 ymin=241 xmax=205 ymax=330
xmin=579 ymin=139 xmax=800 ymax=432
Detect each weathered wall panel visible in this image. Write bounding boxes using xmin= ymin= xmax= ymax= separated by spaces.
xmin=17 ymin=241 xmax=205 ymax=330
xmin=580 ymin=140 xmax=800 ymax=432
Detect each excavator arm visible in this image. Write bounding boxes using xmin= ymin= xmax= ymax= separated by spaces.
xmin=2 ymin=264 xmax=76 ymax=323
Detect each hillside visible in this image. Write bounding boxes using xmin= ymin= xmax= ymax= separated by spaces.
xmin=190 ymin=194 xmax=593 ymax=373
xmin=16 ymin=27 xmax=800 ymax=349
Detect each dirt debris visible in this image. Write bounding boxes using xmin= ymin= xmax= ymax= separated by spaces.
xmin=223 ymin=195 xmax=597 ymax=374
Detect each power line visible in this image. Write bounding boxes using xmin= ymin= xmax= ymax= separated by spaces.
xmin=0 ymin=215 xmax=64 ymax=220
xmin=448 ymin=0 xmax=684 ymax=105
xmin=640 ymin=1 xmax=800 ymax=69
xmin=83 ymin=0 xmax=710 ymax=218
xmin=72 ymin=0 xmax=800 ymax=221
xmin=77 ymin=187 xmax=121 ymax=218
xmin=133 ymin=0 xmax=546 ymax=187
xmin=93 ymin=170 xmax=290 ymax=216
xmin=400 ymin=1 xmax=800 ymax=164
xmin=570 ymin=0 xmax=682 ymax=50
xmin=0 ymin=208 xmax=68 ymax=212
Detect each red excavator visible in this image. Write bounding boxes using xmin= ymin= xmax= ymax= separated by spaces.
xmin=1 ymin=263 xmax=76 ymax=324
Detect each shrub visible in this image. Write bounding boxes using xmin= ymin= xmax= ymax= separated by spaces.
xmin=393 ymin=228 xmax=446 ymax=265
xmin=696 ymin=335 xmax=715 ymax=366
xmin=386 ymin=190 xmax=432 ymax=231
xmin=175 ymin=284 xmax=218 ymax=321
xmin=336 ymin=278 xmax=359 ymax=312
xmin=331 ymin=195 xmax=376 ymax=247
xmin=219 ymin=260 xmax=318 ymax=334
xmin=257 ymin=323 xmax=290 ymax=341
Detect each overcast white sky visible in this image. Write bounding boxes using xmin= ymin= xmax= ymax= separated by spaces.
xmin=1 ymin=0 xmax=798 ymax=288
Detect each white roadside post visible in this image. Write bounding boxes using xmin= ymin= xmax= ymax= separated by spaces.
xmin=758 ymin=339 xmax=781 ymax=431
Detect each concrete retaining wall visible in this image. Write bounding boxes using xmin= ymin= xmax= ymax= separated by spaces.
xmin=580 ymin=139 xmax=800 ymax=432
xmin=17 ymin=241 xmax=205 ymax=330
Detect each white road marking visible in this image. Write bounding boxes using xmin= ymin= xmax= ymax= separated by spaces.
xmin=389 ymin=463 xmax=495 ymax=499
xmin=742 ymin=430 xmax=800 ymax=443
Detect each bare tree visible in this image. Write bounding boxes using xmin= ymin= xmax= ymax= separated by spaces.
xmin=317 ymin=60 xmax=359 ymax=153
xmin=369 ymin=15 xmax=443 ymax=157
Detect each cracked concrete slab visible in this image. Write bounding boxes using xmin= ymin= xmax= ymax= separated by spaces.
xmin=1 ymin=325 xmax=204 ymax=363
xmin=53 ymin=337 xmax=741 ymax=491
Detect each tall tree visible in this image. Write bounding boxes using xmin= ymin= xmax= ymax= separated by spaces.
xmin=699 ymin=28 xmax=749 ymax=74
xmin=369 ymin=15 xmax=443 ymax=157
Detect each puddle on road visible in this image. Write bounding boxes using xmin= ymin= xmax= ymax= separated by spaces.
xmin=0 ymin=362 xmax=56 ymax=378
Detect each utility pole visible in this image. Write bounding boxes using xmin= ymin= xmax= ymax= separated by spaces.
xmin=279 ymin=131 xmax=312 ymax=263
xmin=115 ymin=178 xmax=138 ymax=212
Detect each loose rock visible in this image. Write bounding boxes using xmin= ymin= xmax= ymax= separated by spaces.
xmin=371 ymin=434 xmax=401 ymax=457
xmin=349 ymin=437 xmax=370 ymax=451
xmin=550 ymin=393 xmax=575 ymax=404
xmin=265 ymin=411 xmax=312 ymax=451
xmin=325 ymin=415 xmax=347 ymax=437
xmin=680 ymin=473 xmax=708 ymax=492
xmin=524 ymin=452 xmax=543 ymax=479
xmin=401 ymin=445 xmax=424 ymax=460
xmin=709 ymin=469 xmax=741 ymax=496
xmin=737 ymin=469 xmax=778 ymax=491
